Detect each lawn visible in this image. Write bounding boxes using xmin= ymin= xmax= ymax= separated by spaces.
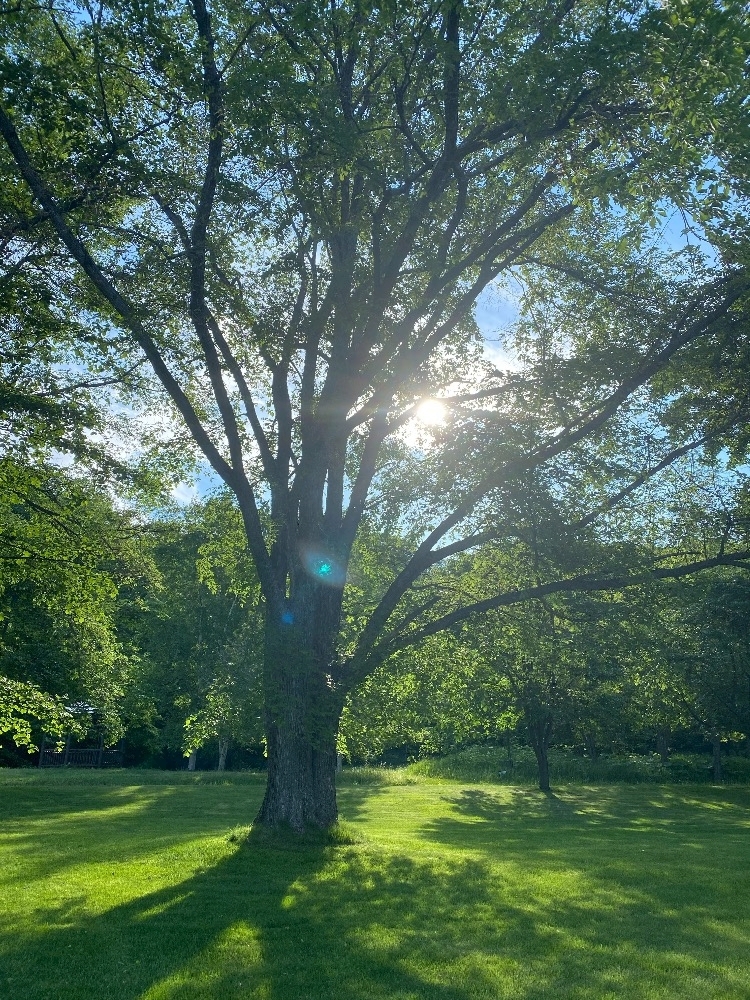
xmin=1 ymin=770 xmax=749 ymax=999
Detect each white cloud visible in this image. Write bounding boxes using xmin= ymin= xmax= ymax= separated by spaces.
xmin=171 ymin=481 xmax=200 ymax=505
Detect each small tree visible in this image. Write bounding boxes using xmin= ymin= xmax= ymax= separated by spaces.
xmin=121 ymin=492 xmax=264 ymax=766
xmin=664 ymin=573 xmax=750 ymax=781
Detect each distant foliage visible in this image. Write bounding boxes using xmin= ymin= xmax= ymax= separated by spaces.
xmin=408 ymin=745 xmax=750 ymax=785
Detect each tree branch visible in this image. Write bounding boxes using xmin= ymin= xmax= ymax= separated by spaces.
xmin=355 ymin=551 xmax=750 ymax=677
xmin=352 ymin=273 xmax=748 ymax=656
xmin=0 ymin=101 xmax=279 ymax=606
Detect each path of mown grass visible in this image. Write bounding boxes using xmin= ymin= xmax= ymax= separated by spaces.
xmin=1 ymin=770 xmax=749 ymax=1000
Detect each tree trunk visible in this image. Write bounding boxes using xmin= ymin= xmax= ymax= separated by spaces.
xmin=584 ymin=731 xmax=598 ymax=761
xmin=254 ymin=609 xmax=343 ymax=831
xmin=255 ymin=714 xmax=338 ymax=830
xmin=656 ymin=727 xmax=670 ymax=765
xmin=527 ymin=712 xmax=553 ymax=793
xmin=217 ymin=738 xmax=229 ymax=771
xmin=711 ymin=731 xmax=722 ymax=783
xmin=187 ymin=749 xmax=197 ymax=771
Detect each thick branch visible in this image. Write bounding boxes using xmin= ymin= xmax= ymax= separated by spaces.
xmin=185 ymin=0 xmax=251 ymax=482
xmin=0 ymin=102 xmax=279 ymax=605
xmin=358 ymin=551 xmax=750 ymax=674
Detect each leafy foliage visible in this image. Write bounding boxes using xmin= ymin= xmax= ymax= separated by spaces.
xmin=118 ymin=492 xmax=264 ymax=764
xmin=0 ymin=676 xmax=82 ymax=751
xmin=0 ymin=458 xmax=154 ymax=746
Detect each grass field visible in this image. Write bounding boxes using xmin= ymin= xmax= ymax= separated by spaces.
xmin=2 ymin=769 xmax=749 ymax=999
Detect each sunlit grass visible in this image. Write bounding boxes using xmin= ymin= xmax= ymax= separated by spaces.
xmin=1 ymin=770 xmax=749 ymax=999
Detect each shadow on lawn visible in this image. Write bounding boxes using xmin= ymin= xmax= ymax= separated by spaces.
xmin=2 ymin=828 xmax=505 ymax=1000
xmin=428 ymin=784 xmax=750 ymax=836
xmin=415 ymin=785 xmax=750 ymax=998
xmin=0 ymin=773 xmax=385 ymax=888
xmin=3 ymin=782 xmax=749 ymax=1000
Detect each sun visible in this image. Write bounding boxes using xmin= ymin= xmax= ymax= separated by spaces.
xmin=415 ymin=399 xmax=447 ymax=426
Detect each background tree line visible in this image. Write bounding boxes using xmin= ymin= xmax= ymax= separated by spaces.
xmin=2 ymin=458 xmax=748 ymax=787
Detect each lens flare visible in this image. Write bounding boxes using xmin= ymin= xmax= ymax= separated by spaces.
xmin=415 ymin=399 xmax=447 ymax=425
xmin=300 ymin=546 xmax=345 ymax=586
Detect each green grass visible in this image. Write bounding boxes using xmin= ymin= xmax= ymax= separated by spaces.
xmin=2 ymin=770 xmax=750 ymax=999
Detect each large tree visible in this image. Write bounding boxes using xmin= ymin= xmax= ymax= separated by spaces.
xmin=2 ymin=0 xmax=749 ymax=828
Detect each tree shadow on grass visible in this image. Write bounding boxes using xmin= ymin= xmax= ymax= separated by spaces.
xmin=0 ymin=781 xmax=264 ymax=886
xmin=3 ymin=781 xmax=750 ymax=1000
xmin=5 ymin=812 xmax=749 ymax=1000
xmin=415 ymin=786 xmax=750 ymax=999
xmin=2 ymin=826 xmax=516 ymax=1000
xmin=428 ymin=784 xmax=750 ymax=837
xmin=0 ymin=771 xmax=393 ymax=890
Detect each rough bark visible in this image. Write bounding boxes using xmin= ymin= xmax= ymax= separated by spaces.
xmin=217 ymin=738 xmax=229 ymax=771
xmin=711 ymin=731 xmax=723 ymax=783
xmin=187 ymin=749 xmax=197 ymax=771
xmin=255 ymin=715 xmax=338 ymax=831
xmin=527 ymin=713 xmax=553 ymax=793
xmin=255 ymin=608 xmax=343 ymax=831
